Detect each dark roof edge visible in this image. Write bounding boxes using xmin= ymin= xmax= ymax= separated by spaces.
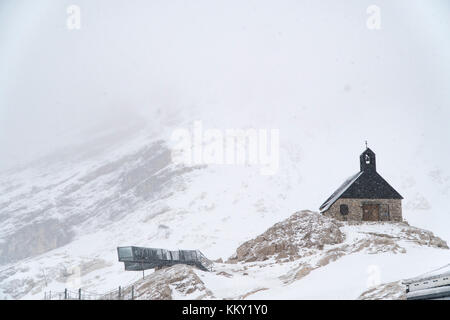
xmin=319 ymin=171 xmax=362 ymax=212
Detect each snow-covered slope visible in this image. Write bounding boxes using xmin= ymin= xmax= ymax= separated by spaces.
xmin=1 ymin=0 xmax=449 ymax=301
xmin=0 ymin=120 xmax=302 ymax=299
xmin=50 ymin=211 xmax=447 ymax=300
xmin=0 ymin=114 xmax=449 ymax=299
xmin=0 ymin=96 xmax=450 ymax=298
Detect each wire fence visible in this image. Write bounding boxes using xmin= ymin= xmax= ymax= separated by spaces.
xmin=43 ymin=252 xmax=214 ymax=300
xmin=43 ymin=279 xmax=139 ymax=300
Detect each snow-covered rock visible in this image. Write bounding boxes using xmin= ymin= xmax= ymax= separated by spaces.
xmin=70 ymin=211 xmax=448 ymax=300
xmin=131 ymin=264 xmax=213 ymax=300
xmin=227 ymin=210 xmax=345 ymax=263
xmin=358 ymin=281 xmax=406 ymax=300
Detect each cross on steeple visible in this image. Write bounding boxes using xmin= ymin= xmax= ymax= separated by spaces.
xmin=365 ymin=140 xmax=368 ymax=149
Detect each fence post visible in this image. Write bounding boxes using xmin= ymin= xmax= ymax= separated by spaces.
xmin=49 ymin=291 xmax=52 ymax=300
xmin=64 ymin=288 xmax=67 ymax=300
xmin=44 ymin=291 xmax=46 ymax=300
xmin=131 ymin=285 xmax=134 ymax=300
xmin=78 ymin=288 xmax=81 ymax=300
xmin=118 ymin=286 xmax=121 ymax=300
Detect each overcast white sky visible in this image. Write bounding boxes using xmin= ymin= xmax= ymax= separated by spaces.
xmin=0 ymin=0 xmax=449 ymax=171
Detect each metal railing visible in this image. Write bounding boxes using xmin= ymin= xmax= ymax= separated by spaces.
xmin=195 ymin=250 xmax=214 ymax=272
xmin=43 ymin=277 xmax=139 ymax=300
xmin=44 ymin=250 xmax=214 ymax=300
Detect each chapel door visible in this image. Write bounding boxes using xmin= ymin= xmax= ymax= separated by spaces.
xmin=362 ymin=204 xmax=380 ymax=221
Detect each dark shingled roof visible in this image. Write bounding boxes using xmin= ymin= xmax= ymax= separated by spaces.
xmin=319 ymin=172 xmax=362 ymax=212
xmin=319 ymin=148 xmax=403 ymax=212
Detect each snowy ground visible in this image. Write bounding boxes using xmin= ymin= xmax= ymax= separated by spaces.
xmin=0 ymin=124 xmax=449 ymax=300
xmin=9 ymin=211 xmax=445 ymax=300
xmin=124 ymin=215 xmax=450 ymax=300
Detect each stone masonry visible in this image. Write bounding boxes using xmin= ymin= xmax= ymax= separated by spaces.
xmin=322 ymin=198 xmax=402 ymax=222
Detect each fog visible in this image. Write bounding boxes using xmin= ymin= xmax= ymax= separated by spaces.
xmin=0 ymin=0 xmax=449 ymax=171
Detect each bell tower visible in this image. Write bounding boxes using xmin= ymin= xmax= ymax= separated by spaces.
xmin=360 ymin=147 xmax=376 ymax=172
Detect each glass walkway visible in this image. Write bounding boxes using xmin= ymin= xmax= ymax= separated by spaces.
xmin=117 ymin=246 xmax=214 ymax=272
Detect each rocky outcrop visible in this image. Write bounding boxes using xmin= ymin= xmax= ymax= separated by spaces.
xmin=398 ymin=225 xmax=448 ymax=249
xmin=228 ymin=210 xmax=449 ymax=265
xmin=224 ymin=210 xmax=448 ymax=295
xmin=130 ymin=264 xmax=213 ymax=300
xmin=227 ymin=210 xmax=345 ymax=263
xmin=358 ymin=281 xmax=406 ymax=300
